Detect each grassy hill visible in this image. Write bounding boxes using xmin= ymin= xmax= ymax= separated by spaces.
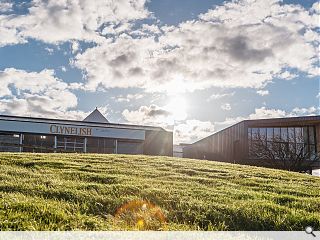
xmin=0 ymin=153 xmax=319 ymax=231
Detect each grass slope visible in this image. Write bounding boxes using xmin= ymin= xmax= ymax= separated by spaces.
xmin=0 ymin=153 xmax=319 ymax=231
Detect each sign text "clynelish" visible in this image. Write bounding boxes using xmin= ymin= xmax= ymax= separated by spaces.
xmin=49 ymin=125 xmax=92 ymax=136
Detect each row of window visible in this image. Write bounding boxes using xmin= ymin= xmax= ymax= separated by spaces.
xmin=248 ymin=126 xmax=317 ymax=159
xmin=248 ymin=126 xmax=315 ymax=144
xmin=0 ymin=133 xmax=143 ymax=154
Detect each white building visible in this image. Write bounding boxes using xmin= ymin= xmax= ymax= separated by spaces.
xmin=0 ymin=109 xmax=173 ymax=156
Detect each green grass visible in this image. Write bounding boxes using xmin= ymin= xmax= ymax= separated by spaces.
xmin=0 ymin=153 xmax=319 ymax=231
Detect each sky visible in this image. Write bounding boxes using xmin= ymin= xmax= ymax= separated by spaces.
xmin=0 ymin=0 xmax=319 ymax=144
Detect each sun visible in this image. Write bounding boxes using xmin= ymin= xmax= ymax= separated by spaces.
xmin=165 ymin=96 xmax=187 ymax=122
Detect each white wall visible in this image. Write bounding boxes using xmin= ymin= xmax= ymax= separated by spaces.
xmin=312 ymin=169 xmax=320 ymax=177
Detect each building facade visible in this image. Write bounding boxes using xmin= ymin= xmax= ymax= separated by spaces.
xmin=0 ymin=109 xmax=173 ymax=156
xmin=183 ymin=116 xmax=320 ymax=173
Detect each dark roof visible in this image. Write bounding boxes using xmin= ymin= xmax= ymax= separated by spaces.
xmin=244 ymin=115 xmax=320 ymax=124
xmin=0 ymin=114 xmax=167 ymax=132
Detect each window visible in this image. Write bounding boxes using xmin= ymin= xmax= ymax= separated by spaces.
xmin=281 ymin=127 xmax=288 ymax=142
xmin=248 ymin=126 xmax=317 ymax=160
xmin=267 ymin=128 xmax=273 ymax=141
xmin=86 ymin=137 xmax=116 ymax=153
xmin=288 ymin=128 xmax=295 ymax=142
xmin=117 ymin=141 xmax=143 ymax=154
xmin=23 ymin=134 xmax=55 ymax=153
xmin=56 ymin=136 xmax=85 ymax=153
xmin=295 ymin=128 xmax=303 ymax=143
xmin=0 ymin=132 xmax=20 ymax=152
xmin=309 ymin=127 xmax=315 ymax=144
xmin=310 ymin=145 xmax=316 ymax=159
xmin=252 ymin=128 xmax=259 ymax=139
xmin=259 ymin=128 xmax=267 ymax=141
xmin=274 ymin=128 xmax=280 ymax=139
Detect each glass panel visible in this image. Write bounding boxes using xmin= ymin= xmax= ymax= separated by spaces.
xmin=23 ymin=134 xmax=54 ymax=152
xmin=281 ymin=127 xmax=288 ymax=142
xmin=309 ymin=145 xmax=316 ymax=160
xmin=296 ymin=143 xmax=304 ymax=155
xmin=280 ymin=143 xmax=289 ymax=158
xmin=267 ymin=128 xmax=273 ymax=141
xmin=0 ymin=133 xmax=20 ymax=152
xmin=289 ymin=143 xmax=296 ymax=155
xmin=117 ymin=141 xmax=143 ymax=154
xmin=295 ymin=128 xmax=303 ymax=143
xmin=259 ymin=128 xmax=267 ymax=141
xmin=87 ymin=137 xmax=116 ymax=153
xmin=288 ymin=128 xmax=295 ymax=143
xmin=274 ymin=128 xmax=280 ymax=140
xmin=252 ymin=128 xmax=259 ymax=140
xmin=56 ymin=136 xmax=84 ymax=152
xmin=308 ymin=127 xmax=315 ymax=144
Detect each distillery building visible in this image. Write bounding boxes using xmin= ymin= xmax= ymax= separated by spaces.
xmin=183 ymin=116 xmax=320 ymax=173
xmin=0 ymin=108 xmax=173 ymax=156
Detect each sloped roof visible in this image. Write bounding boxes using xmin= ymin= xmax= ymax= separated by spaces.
xmin=83 ymin=108 xmax=109 ymax=123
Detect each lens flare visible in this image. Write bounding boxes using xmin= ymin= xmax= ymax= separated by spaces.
xmin=114 ymin=199 xmax=166 ymax=230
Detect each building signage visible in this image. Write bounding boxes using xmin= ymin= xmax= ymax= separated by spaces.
xmin=49 ymin=125 xmax=92 ymax=136
xmin=0 ymin=119 xmax=145 ymax=140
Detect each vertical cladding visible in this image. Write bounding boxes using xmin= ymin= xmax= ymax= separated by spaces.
xmin=143 ymin=130 xmax=173 ymax=156
xmin=315 ymin=123 xmax=320 ymax=155
xmin=183 ymin=122 xmax=246 ymax=163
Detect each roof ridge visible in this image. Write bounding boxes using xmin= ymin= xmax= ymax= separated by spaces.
xmin=83 ymin=108 xmax=109 ymax=123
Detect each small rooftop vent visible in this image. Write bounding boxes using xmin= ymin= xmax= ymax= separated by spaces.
xmin=83 ymin=108 xmax=109 ymax=123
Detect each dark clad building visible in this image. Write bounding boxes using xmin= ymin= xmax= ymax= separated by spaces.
xmin=184 ymin=116 xmax=320 ymax=173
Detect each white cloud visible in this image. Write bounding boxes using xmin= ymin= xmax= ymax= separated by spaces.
xmin=174 ymin=120 xmax=215 ymax=144
xmin=74 ymin=36 xmax=159 ymax=90
xmin=256 ymin=90 xmax=269 ymax=96
xmin=71 ymin=41 xmax=80 ymax=54
xmin=102 ymin=22 xmax=134 ymax=36
xmin=207 ymin=92 xmax=235 ymax=101
xmin=122 ymin=104 xmax=172 ymax=127
xmin=248 ymin=107 xmax=287 ymax=119
xmin=317 ymin=92 xmax=320 ymax=98
xmin=0 ymin=0 xmax=150 ymax=44
xmin=113 ymin=93 xmax=144 ymax=102
xmin=45 ymin=47 xmax=54 ymax=55
xmin=312 ymin=2 xmax=320 ymax=14
xmin=141 ymin=24 xmax=161 ymax=34
xmin=0 ymin=68 xmax=89 ymax=119
xmin=221 ymin=103 xmax=231 ymax=111
xmin=291 ymin=106 xmax=318 ymax=116
xmin=216 ymin=106 xmax=318 ymax=130
xmin=0 ymin=15 xmax=26 ymax=47
xmin=249 ymin=106 xmax=318 ymax=119
xmin=122 ymin=103 xmax=214 ymax=143
xmin=0 ymin=2 xmax=13 ymax=12
xmin=276 ymin=71 xmax=298 ymax=80
xmin=73 ymin=0 xmax=319 ymax=93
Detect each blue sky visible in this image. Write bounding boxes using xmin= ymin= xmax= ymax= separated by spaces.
xmin=0 ymin=0 xmax=319 ymax=143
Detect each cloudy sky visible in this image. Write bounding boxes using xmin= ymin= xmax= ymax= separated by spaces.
xmin=0 ymin=0 xmax=319 ymax=144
